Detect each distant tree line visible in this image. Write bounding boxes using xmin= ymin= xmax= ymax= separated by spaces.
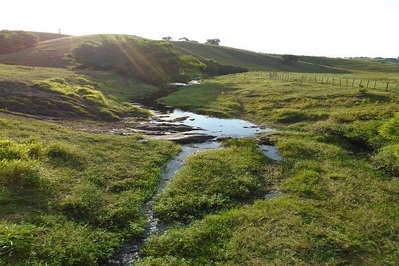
xmin=162 ymin=37 xmax=221 ymax=45
xmin=0 ymin=30 xmax=38 ymax=54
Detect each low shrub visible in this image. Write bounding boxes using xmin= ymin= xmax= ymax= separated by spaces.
xmin=373 ymin=144 xmax=399 ymax=175
xmin=58 ymin=181 xmax=109 ymax=224
xmin=276 ymin=136 xmax=346 ymax=160
xmin=282 ymin=169 xmax=326 ymax=199
xmin=0 ymin=222 xmax=37 ymax=265
xmin=46 ymin=142 xmax=85 ymax=169
xmin=0 ymin=138 xmax=30 ymax=160
xmin=0 ymin=159 xmax=41 ymax=189
xmin=271 ymin=109 xmax=309 ymax=123
xmin=379 ymin=112 xmax=399 ymax=141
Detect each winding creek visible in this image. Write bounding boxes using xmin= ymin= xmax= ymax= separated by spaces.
xmin=104 ymin=93 xmax=282 ymax=265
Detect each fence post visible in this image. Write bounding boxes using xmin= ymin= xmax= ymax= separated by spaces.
xmin=359 ymin=79 xmax=363 ymax=87
xmin=386 ymin=82 xmax=389 ymax=91
xmin=340 ymin=78 xmax=342 ymax=86
xmin=352 ymin=79 xmax=355 ymax=87
xmin=366 ymin=80 xmax=370 ymax=88
xmin=374 ymin=80 xmax=377 ymax=89
xmin=346 ymin=79 xmax=349 ymax=86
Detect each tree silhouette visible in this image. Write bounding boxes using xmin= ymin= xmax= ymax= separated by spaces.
xmin=162 ymin=36 xmax=172 ymax=41
xmin=179 ymin=37 xmax=190 ymax=42
xmin=205 ymin=39 xmax=221 ymax=45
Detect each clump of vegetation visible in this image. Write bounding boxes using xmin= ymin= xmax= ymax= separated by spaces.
xmin=0 ymin=137 xmax=46 ymax=190
xmin=32 ymin=77 xmax=108 ymax=106
xmin=373 ymin=144 xmax=399 ymax=175
xmin=379 ymin=112 xmax=399 ymax=141
xmin=372 ymin=112 xmax=399 ymax=175
xmin=27 ymin=76 xmax=148 ymax=120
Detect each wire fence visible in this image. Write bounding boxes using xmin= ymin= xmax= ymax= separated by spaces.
xmin=269 ymin=72 xmax=399 ymax=93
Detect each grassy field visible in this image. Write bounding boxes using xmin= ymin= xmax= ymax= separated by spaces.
xmin=160 ymin=71 xmax=399 ymax=125
xmin=137 ymin=71 xmax=399 ymax=265
xmin=0 ymin=112 xmax=180 ymax=265
xmin=1 ymin=32 xmax=399 ymax=265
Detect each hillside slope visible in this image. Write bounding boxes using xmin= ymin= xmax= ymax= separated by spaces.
xmin=2 ymin=33 xmax=397 ymax=74
xmin=172 ymin=41 xmax=346 ymax=73
xmin=0 ymin=35 xmax=100 ymax=68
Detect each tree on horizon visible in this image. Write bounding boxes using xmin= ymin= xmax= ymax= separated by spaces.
xmin=206 ymin=39 xmax=221 ymax=45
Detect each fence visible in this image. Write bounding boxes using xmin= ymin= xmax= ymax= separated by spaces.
xmin=269 ymin=73 xmax=399 ymax=93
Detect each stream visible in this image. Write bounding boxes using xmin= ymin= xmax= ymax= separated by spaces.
xmin=104 ymin=92 xmax=282 ymax=265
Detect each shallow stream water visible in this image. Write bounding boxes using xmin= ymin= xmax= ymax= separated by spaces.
xmin=105 ymin=98 xmax=282 ymax=265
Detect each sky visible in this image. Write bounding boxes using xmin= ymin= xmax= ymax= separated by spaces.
xmin=2 ymin=0 xmax=398 ymax=58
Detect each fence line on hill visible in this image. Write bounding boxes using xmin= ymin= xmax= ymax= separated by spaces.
xmin=268 ymin=73 xmax=399 ymax=93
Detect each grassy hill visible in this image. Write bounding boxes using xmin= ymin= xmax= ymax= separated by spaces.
xmin=0 ymin=35 xmax=99 ymax=68
xmin=2 ymin=33 xmax=398 ymax=75
xmin=172 ymin=41 xmax=346 ymax=73
xmin=29 ymin=31 xmax=70 ymax=41
xmin=172 ymin=41 xmax=399 ymax=73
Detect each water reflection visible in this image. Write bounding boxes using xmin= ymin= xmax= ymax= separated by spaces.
xmin=154 ymin=109 xmax=273 ymax=138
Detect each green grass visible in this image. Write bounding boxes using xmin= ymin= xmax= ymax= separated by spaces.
xmin=0 ymin=113 xmax=180 ymax=265
xmin=138 ymin=131 xmax=399 ymax=265
xmin=152 ymin=139 xmax=275 ymax=223
xmin=0 ymin=63 xmax=157 ymax=120
xmin=161 ymin=72 xmax=399 ymax=128
xmin=2 ymin=32 xmax=399 ymax=265
xmin=137 ymin=71 xmax=399 ymax=265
